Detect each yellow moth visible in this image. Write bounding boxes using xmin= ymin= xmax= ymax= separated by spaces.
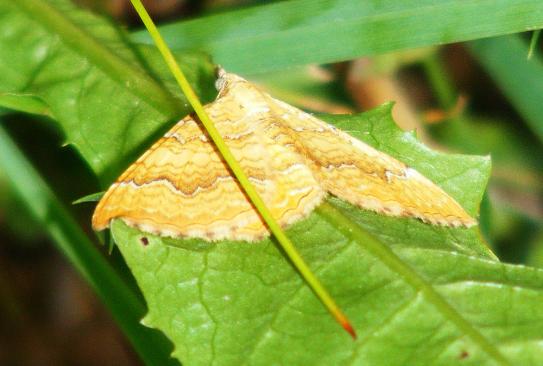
xmin=92 ymin=70 xmax=476 ymax=241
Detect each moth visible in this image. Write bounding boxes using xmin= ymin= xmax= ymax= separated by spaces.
xmin=92 ymin=70 xmax=476 ymax=241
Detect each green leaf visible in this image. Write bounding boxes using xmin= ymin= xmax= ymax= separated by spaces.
xmin=107 ymin=106 xmax=543 ymax=366
xmin=3 ymin=1 xmax=543 ymax=365
xmin=72 ymin=191 xmax=104 ymax=204
xmin=131 ymin=0 xmax=543 ymax=74
xmin=0 ymin=0 xmax=216 ymax=184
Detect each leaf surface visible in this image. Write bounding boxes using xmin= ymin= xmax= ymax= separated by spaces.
xmin=110 ymin=107 xmax=543 ymax=366
xmin=0 ymin=0 xmax=216 ymax=184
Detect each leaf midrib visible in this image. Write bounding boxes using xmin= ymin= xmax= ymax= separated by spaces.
xmin=243 ymin=238 xmax=354 ymax=364
xmin=317 ymin=201 xmax=511 ymax=366
xmin=11 ymin=0 xmax=180 ymax=117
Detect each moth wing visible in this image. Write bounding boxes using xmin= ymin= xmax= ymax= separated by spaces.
xmin=91 ymin=115 xmax=253 ymax=240
xmin=267 ymin=97 xmax=476 ymax=227
xmin=92 ymin=96 xmax=324 ymax=241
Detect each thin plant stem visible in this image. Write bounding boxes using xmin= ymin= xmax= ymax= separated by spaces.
xmin=128 ymin=0 xmax=356 ymax=338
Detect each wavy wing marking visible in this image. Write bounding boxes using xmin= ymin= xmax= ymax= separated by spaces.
xmin=92 ymin=94 xmax=324 ymax=241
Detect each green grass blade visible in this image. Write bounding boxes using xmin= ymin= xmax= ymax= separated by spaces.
xmin=0 ymin=123 xmax=178 ymax=366
xmin=132 ymin=0 xmax=543 ymax=74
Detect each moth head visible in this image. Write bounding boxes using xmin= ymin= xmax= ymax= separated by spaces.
xmin=215 ymin=67 xmax=247 ymax=97
xmin=214 ymin=66 xmax=227 ymax=90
